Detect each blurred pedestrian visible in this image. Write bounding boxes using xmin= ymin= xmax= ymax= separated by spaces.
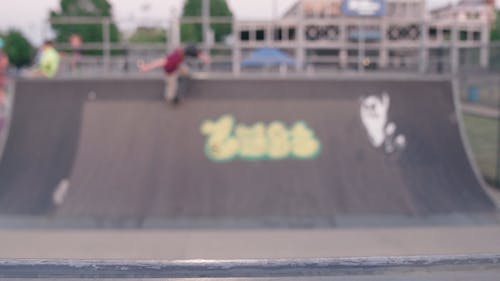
xmin=0 ymin=38 xmax=9 ymax=105
xmin=33 ymin=40 xmax=61 ymax=78
xmin=0 ymin=38 xmax=9 ymax=132
xmin=69 ymin=34 xmax=82 ymax=73
xmin=137 ymin=44 xmax=211 ymax=104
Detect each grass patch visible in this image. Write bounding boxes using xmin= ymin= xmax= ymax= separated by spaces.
xmin=463 ymin=114 xmax=499 ymax=186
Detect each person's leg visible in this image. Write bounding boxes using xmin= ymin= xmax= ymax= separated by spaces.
xmin=177 ymin=64 xmax=192 ymax=99
xmin=165 ymin=72 xmax=179 ymax=102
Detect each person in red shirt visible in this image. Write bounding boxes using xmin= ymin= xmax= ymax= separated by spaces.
xmin=0 ymin=38 xmax=9 ymax=106
xmin=137 ymin=44 xmax=211 ymax=104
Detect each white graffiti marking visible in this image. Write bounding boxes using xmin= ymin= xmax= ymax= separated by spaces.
xmin=360 ymin=93 xmax=406 ymax=153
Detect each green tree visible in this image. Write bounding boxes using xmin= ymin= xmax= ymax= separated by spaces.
xmin=491 ymin=10 xmax=500 ymax=41
xmin=129 ymin=27 xmax=167 ymax=43
xmin=50 ymin=0 xmax=120 ymax=54
xmin=181 ymin=0 xmax=233 ymax=43
xmin=489 ymin=10 xmax=500 ymax=70
xmin=1 ymin=30 xmax=34 ymax=68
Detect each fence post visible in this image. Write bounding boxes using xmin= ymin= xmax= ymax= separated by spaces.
xmin=170 ymin=17 xmax=180 ymax=51
xmin=102 ymin=18 xmax=111 ymax=72
xmin=202 ymin=0 xmax=210 ymax=48
xmin=295 ymin=1 xmax=305 ymax=72
xmin=339 ymin=18 xmax=348 ymax=69
xmin=379 ymin=17 xmax=388 ymax=70
xmin=232 ymin=20 xmax=241 ymax=75
xmin=480 ymin=21 xmax=490 ymax=69
xmin=358 ymin=21 xmax=365 ymax=73
xmin=419 ymin=20 xmax=429 ymax=74
xmin=451 ymin=23 xmax=459 ymax=75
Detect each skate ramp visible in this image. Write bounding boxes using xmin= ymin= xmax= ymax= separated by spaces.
xmin=0 ymin=77 xmax=496 ymax=226
xmin=0 ymin=81 xmax=84 ymax=214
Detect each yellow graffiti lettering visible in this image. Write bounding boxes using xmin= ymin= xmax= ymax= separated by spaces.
xmin=201 ymin=115 xmax=321 ymax=161
xmin=291 ymin=122 xmax=321 ymax=159
xmin=267 ymin=121 xmax=291 ymax=159
xmin=236 ymin=123 xmax=268 ymax=159
xmin=201 ymin=115 xmax=239 ymax=161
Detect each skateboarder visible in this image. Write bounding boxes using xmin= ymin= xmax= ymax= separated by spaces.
xmin=137 ymin=44 xmax=211 ymax=104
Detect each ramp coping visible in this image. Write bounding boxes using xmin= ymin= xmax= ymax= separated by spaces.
xmin=0 ymin=82 xmax=16 ymax=163
xmin=17 ymin=72 xmax=455 ymax=82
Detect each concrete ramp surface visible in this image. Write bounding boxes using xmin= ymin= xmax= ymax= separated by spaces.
xmin=0 ymin=78 xmax=495 ymax=227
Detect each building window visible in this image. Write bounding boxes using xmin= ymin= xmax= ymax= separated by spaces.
xmin=473 ymin=31 xmax=481 ymax=41
xmin=443 ymin=29 xmax=452 ymax=41
xmin=240 ymin=30 xmax=250 ymax=41
xmin=348 ymin=25 xmax=360 ymax=42
xmin=387 ymin=25 xmax=400 ymax=41
xmin=459 ymin=30 xmax=468 ymax=41
xmin=406 ymin=25 xmax=420 ymax=41
xmin=288 ymin=28 xmax=296 ymax=41
xmin=429 ymin=27 xmax=438 ymax=40
xmin=256 ymin=29 xmax=265 ymax=41
xmin=274 ymin=28 xmax=283 ymax=41
xmin=306 ymin=25 xmax=321 ymax=41
xmin=324 ymin=25 xmax=340 ymax=41
xmin=347 ymin=49 xmax=359 ymax=56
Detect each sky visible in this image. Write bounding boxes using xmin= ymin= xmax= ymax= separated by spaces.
xmin=0 ymin=0 xmax=497 ymax=44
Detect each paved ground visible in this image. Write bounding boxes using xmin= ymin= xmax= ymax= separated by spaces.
xmin=1 ymin=226 xmax=500 ymax=260
xmin=3 ymin=275 xmax=500 ymax=281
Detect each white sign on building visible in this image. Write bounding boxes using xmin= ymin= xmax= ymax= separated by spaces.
xmin=342 ymin=0 xmax=385 ymax=17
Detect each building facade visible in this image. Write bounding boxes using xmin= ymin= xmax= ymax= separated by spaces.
xmin=232 ymin=0 xmax=493 ymax=73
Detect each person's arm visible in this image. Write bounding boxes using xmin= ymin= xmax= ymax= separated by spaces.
xmin=198 ymin=51 xmax=211 ymax=65
xmin=137 ymin=58 xmax=166 ymax=72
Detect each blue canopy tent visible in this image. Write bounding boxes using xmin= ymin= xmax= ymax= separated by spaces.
xmin=241 ymin=48 xmax=296 ymax=68
xmin=348 ymin=30 xmax=382 ymax=41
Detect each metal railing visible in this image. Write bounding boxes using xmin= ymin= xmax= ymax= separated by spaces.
xmin=51 ymin=42 xmax=500 ymax=77
xmin=38 ymin=16 xmax=499 ymax=77
xmin=0 ymin=254 xmax=499 ymax=279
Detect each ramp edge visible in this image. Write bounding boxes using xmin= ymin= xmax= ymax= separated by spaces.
xmin=0 ymin=81 xmax=16 ymax=164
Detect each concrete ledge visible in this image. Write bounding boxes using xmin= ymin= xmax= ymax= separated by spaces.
xmin=1 ymin=226 xmax=500 ymax=260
